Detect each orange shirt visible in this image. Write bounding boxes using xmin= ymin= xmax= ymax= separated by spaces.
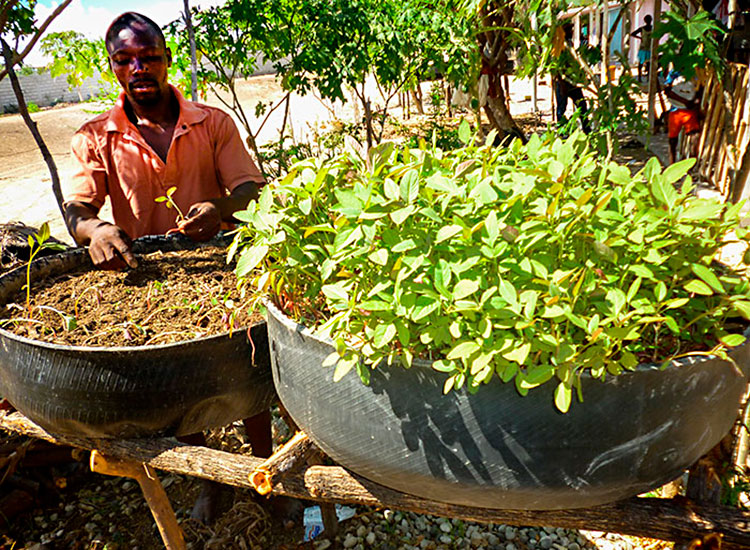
xmin=66 ymin=86 xmax=263 ymax=239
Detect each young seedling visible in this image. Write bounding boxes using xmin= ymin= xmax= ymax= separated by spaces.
xmin=24 ymin=222 xmax=66 ymax=317
xmin=155 ymin=186 xmax=186 ymax=223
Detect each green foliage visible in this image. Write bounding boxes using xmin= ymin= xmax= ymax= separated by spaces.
xmin=41 ymin=32 xmax=110 ymax=87
xmin=24 ymin=222 xmax=66 ymax=314
xmin=655 ymin=9 xmax=726 ymax=80
xmin=167 ymin=0 xmax=475 ymax=147
xmin=154 ymin=186 xmax=185 ymax=223
xmin=26 ymin=101 xmax=39 ymax=112
xmin=232 ymin=132 xmax=750 ymax=412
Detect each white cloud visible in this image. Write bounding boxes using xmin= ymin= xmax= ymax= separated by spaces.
xmin=23 ymin=0 xmax=222 ymax=66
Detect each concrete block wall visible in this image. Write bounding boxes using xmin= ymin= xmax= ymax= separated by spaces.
xmin=0 ymin=72 xmax=107 ymax=113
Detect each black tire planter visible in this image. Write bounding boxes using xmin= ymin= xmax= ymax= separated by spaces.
xmin=267 ymin=301 xmax=750 ymax=510
xmin=0 ymin=235 xmax=276 ymax=438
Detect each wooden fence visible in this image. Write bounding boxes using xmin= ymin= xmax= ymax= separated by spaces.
xmin=687 ymin=62 xmax=750 ymax=200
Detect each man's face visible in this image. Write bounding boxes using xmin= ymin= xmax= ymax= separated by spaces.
xmin=108 ymin=24 xmax=171 ymax=107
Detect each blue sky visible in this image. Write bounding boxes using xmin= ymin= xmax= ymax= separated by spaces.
xmin=27 ymin=0 xmax=221 ymax=65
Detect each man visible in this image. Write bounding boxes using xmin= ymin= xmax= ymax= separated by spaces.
xmin=551 ymin=23 xmax=591 ymax=134
xmin=65 ymin=12 xmax=263 ymax=269
xmin=64 ymin=12 xmax=276 ymax=524
xmin=631 ymin=14 xmax=653 ymax=82
xmin=664 ymin=71 xmax=703 ymax=165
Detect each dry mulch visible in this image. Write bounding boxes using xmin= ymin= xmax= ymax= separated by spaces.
xmin=0 ymin=245 xmax=260 ymax=347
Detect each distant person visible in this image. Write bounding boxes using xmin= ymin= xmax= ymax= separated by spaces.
xmin=551 ymin=23 xmax=591 ymax=133
xmin=631 ymin=15 xmax=653 ymax=81
xmin=663 ymin=71 xmax=703 ymax=164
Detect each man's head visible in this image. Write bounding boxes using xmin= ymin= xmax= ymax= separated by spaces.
xmin=105 ymin=12 xmax=172 ymax=107
xmin=645 ymin=14 xmax=653 ymax=24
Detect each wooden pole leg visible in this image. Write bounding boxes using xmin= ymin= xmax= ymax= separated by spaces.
xmin=90 ymin=450 xmax=186 ymax=550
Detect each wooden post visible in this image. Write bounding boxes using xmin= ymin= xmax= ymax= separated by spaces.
xmin=249 ymin=432 xmax=318 ymax=495
xmin=647 ymin=0 xmax=663 ymax=133
xmin=623 ymin=3 xmax=632 ymax=67
xmin=602 ymin=2 xmax=610 ymax=88
xmin=90 ymin=451 xmax=186 ymax=550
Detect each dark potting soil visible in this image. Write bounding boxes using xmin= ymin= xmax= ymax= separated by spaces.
xmin=0 ymin=245 xmax=261 ymax=347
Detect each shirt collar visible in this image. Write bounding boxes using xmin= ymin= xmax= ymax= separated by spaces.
xmin=105 ymin=84 xmax=207 ymax=133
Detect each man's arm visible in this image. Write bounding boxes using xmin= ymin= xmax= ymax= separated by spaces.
xmin=65 ymin=201 xmax=138 ymax=269
xmin=168 ymin=181 xmax=262 ymax=242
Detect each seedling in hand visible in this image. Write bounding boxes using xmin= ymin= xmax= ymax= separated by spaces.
xmin=155 ymin=186 xmax=186 ymax=224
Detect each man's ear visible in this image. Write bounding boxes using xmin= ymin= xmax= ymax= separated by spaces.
xmin=166 ymin=47 xmax=172 ymax=68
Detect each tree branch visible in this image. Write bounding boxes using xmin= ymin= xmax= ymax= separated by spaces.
xmin=0 ymin=0 xmax=20 ymax=36
xmin=0 ymin=0 xmax=73 ymax=82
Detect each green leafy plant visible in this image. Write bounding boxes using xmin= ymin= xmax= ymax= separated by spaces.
xmin=231 ymin=131 xmax=750 ymax=412
xmin=155 ymin=186 xmax=186 ymax=223
xmin=655 ymin=9 xmax=726 ymax=80
xmin=23 ymin=222 xmax=67 ymax=315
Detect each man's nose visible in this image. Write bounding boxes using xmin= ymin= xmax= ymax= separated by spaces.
xmin=132 ymin=58 xmax=147 ymax=71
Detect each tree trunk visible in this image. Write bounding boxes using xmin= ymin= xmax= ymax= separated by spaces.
xmin=182 ymin=0 xmax=198 ymax=101
xmin=477 ymin=3 xmax=525 ymax=142
xmin=1 ymin=38 xmax=70 ymax=239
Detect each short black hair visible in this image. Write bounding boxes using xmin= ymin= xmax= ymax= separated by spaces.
xmin=645 ymin=14 xmax=653 ymax=22
xmin=105 ymin=12 xmax=166 ymax=53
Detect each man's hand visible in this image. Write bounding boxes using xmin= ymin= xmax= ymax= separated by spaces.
xmin=167 ymin=201 xmax=221 ymax=242
xmin=88 ymin=222 xmax=138 ymax=270
xmin=65 ymin=201 xmax=138 ymax=270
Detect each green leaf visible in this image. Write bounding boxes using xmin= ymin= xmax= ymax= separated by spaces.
xmin=368 ymin=249 xmax=389 ymax=266
xmin=359 ymin=300 xmax=391 ymax=311
xmin=554 ymin=383 xmax=572 ymax=413
xmin=384 ymin=178 xmax=400 ymax=201
xmin=436 ymin=224 xmax=463 ymax=244
xmin=400 ymin=169 xmax=420 ymax=203
xmin=458 ymin=118 xmax=472 ymax=145
xmin=235 ymin=245 xmax=268 ymax=277
xmin=650 ymin=174 xmax=678 ymax=209
xmin=720 ymin=333 xmax=746 ymax=347
xmin=485 ymin=210 xmax=499 ymax=245
xmin=321 ymin=283 xmax=349 ymax=303
xmin=734 ymin=301 xmax=750 ymax=320
xmin=662 ymin=158 xmax=695 ymax=185
xmin=453 ymin=279 xmax=480 ymax=300
xmin=503 ymin=342 xmax=530 ymax=365
xmin=654 ymin=282 xmax=667 ymax=303
xmin=372 ymin=323 xmax=397 ymax=348
xmin=333 ymin=356 xmax=357 ymax=382
xmin=684 ymin=279 xmax=713 ymax=296
xmin=447 ymin=341 xmax=480 ymax=360
xmin=691 ymin=264 xmax=725 ymax=294
xmin=389 ymin=206 xmax=414 ymax=225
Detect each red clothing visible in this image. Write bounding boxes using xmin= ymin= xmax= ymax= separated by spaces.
xmin=668 ymin=108 xmax=700 ymax=139
xmin=66 ymin=86 xmax=262 ymax=239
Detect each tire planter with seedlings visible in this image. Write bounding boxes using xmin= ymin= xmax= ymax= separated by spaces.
xmin=0 ymin=235 xmax=276 ymax=438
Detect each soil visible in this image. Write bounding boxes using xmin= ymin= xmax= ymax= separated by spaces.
xmin=0 ymin=244 xmax=259 ymax=347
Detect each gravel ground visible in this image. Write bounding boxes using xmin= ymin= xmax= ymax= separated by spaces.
xmin=292 ymin=507 xmax=670 ymax=550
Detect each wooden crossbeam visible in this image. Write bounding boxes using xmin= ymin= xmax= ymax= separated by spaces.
xmin=3 ymin=411 xmax=750 ymax=549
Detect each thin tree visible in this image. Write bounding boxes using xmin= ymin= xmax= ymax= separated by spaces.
xmin=1 ymin=0 xmax=74 ymax=237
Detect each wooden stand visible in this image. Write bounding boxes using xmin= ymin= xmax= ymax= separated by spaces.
xmin=3 ymin=410 xmax=750 ymax=549
xmin=90 ymin=450 xmax=186 ymax=550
